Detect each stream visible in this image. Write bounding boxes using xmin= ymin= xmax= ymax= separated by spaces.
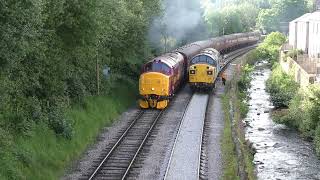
xmin=244 ymin=61 xmax=320 ymax=180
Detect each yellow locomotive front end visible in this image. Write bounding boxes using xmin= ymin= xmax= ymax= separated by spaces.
xmin=188 ymin=48 xmax=220 ymax=92
xmin=139 ymin=72 xmax=170 ymax=109
xmin=189 ymin=64 xmax=217 ymax=91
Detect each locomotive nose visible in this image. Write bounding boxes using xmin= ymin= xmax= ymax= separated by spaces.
xmin=139 ymin=72 xmax=170 ymax=96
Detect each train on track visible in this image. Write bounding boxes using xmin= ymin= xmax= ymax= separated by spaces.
xmin=139 ymin=31 xmax=261 ymax=109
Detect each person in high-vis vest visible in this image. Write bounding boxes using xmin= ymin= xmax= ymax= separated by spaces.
xmin=221 ymin=71 xmax=227 ymax=85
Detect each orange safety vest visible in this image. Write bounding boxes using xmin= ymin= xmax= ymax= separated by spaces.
xmin=221 ymin=71 xmax=227 ymax=80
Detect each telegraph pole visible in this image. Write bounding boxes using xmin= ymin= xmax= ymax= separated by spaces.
xmin=96 ymin=41 xmax=100 ymax=96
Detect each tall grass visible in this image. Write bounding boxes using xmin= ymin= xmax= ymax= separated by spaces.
xmin=221 ymin=95 xmax=239 ymax=180
xmin=0 ymin=82 xmax=137 ymax=179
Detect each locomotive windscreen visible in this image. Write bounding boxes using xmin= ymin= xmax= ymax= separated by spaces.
xmin=144 ymin=62 xmax=172 ymax=75
xmin=190 ymin=55 xmax=217 ymax=67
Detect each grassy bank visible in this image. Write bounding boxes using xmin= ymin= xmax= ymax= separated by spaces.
xmin=221 ymin=51 xmax=257 ymax=180
xmin=0 ymin=80 xmax=137 ymax=179
xmin=221 ymin=95 xmax=239 ymax=179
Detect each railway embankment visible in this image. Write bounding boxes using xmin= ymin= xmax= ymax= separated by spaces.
xmin=221 ymin=50 xmax=257 ymax=180
xmin=6 ymin=81 xmax=137 ymax=180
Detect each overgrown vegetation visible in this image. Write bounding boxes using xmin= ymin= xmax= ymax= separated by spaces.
xmin=256 ymin=31 xmax=287 ymax=65
xmin=286 ymin=49 xmax=304 ymax=60
xmin=256 ymin=32 xmax=296 ymax=108
xmin=0 ymin=80 xmax=137 ymax=179
xmin=222 ymin=52 xmax=257 ymax=180
xmin=266 ymin=64 xmax=299 ymax=108
xmin=273 ymin=86 xmax=320 ymax=138
xmin=260 ymin=31 xmax=320 ymax=156
xmin=222 ymin=95 xmax=239 ymax=180
xmin=237 ymin=64 xmax=254 ymax=118
xmin=271 ymin=76 xmax=320 ymax=156
xmin=0 ymin=0 xmax=160 ymax=179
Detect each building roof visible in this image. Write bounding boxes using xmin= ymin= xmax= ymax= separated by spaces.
xmin=290 ymin=11 xmax=320 ymax=23
xmin=290 ymin=13 xmax=311 ymax=23
xmin=308 ymin=11 xmax=320 ymax=21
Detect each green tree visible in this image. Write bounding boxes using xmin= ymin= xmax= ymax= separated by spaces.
xmin=0 ymin=0 xmax=162 ymax=137
xmin=256 ymin=0 xmax=308 ymax=33
xmin=256 ymin=8 xmax=279 ymax=33
xmin=204 ymin=2 xmax=259 ymax=36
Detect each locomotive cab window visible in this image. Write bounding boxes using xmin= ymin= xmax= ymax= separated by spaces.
xmin=144 ymin=61 xmax=172 ymax=75
xmin=191 ymin=55 xmax=217 ymax=66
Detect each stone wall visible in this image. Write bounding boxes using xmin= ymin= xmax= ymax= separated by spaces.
xmin=279 ymin=51 xmax=318 ymax=88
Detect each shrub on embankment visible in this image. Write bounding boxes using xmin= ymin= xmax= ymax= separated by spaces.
xmin=266 ymin=64 xmax=299 ymax=108
xmin=256 ymin=32 xmax=286 ymax=65
xmin=272 ymin=85 xmax=320 ymax=155
xmin=237 ymin=64 xmax=254 ymax=118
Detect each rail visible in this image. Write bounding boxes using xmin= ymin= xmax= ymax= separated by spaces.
xmin=87 ymin=109 xmax=163 ymax=180
xmin=218 ymin=45 xmax=258 ymax=77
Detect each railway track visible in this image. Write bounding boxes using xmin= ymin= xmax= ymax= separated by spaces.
xmin=86 ymin=109 xmax=163 ymax=180
xmin=219 ymin=45 xmax=258 ymax=74
xmin=81 ymin=45 xmax=256 ymax=180
xmin=165 ymin=46 xmax=256 ymax=179
xmin=198 ymin=45 xmax=256 ymax=179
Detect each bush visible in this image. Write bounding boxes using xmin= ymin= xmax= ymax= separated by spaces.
xmin=287 ymin=49 xmax=304 ymax=60
xmin=266 ymin=63 xmax=298 ymax=108
xmin=48 ymin=105 xmax=73 ymax=139
xmin=237 ymin=64 xmax=254 ymax=93
xmin=257 ymin=32 xmax=286 ymax=65
xmin=315 ymin=125 xmax=320 ymax=156
xmin=274 ymin=85 xmax=320 ymax=155
xmin=237 ymin=64 xmax=254 ymax=118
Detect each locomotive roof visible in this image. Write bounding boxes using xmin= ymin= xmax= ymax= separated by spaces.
xmin=201 ymin=48 xmax=220 ymax=56
xmin=148 ymin=52 xmax=183 ymax=68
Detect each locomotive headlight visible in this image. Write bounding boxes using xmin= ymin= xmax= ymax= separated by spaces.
xmin=190 ymin=70 xmax=196 ymax=74
xmin=207 ymin=71 xmax=213 ymax=75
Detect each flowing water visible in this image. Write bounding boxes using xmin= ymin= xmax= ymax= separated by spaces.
xmin=245 ymin=61 xmax=320 ymax=180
